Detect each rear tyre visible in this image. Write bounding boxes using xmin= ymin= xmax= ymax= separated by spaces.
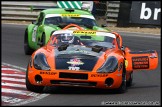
xmin=26 ymin=65 xmax=44 ymax=93
xmin=127 ymin=72 xmax=133 ymax=87
xmin=24 ymin=29 xmax=34 ymax=55
xmin=116 ymin=63 xmax=127 ymax=93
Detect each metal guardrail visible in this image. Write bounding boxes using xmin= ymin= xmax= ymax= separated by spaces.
xmin=1 ymin=1 xmax=120 ymax=26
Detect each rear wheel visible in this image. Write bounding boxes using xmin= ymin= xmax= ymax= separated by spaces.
xmin=26 ymin=65 xmax=44 ymax=93
xmin=116 ymin=63 xmax=127 ymax=93
xmin=127 ymin=72 xmax=133 ymax=87
xmin=24 ymin=29 xmax=34 ymax=55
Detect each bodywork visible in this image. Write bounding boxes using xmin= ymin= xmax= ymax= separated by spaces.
xmin=26 ymin=25 xmax=158 ymax=93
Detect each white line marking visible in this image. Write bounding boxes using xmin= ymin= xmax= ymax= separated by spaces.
xmin=2 ymin=73 xmax=25 ymax=77
xmin=2 ymin=68 xmax=21 ymax=72
xmin=2 ymin=77 xmax=25 ymax=83
xmin=2 ymin=88 xmax=37 ymax=96
xmin=2 ymin=62 xmax=26 ymax=71
xmin=2 ymin=96 xmax=24 ymax=104
xmin=13 ymin=94 xmax=50 ymax=106
xmin=2 ymin=82 xmax=26 ymax=88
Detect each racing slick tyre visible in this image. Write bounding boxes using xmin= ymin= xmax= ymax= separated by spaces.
xmin=26 ymin=66 xmax=44 ymax=93
xmin=24 ymin=29 xmax=34 ymax=55
xmin=126 ymin=72 xmax=133 ymax=87
xmin=116 ymin=63 xmax=127 ymax=93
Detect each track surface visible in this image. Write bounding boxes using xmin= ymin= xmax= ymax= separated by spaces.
xmin=2 ymin=24 xmax=161 ymax=106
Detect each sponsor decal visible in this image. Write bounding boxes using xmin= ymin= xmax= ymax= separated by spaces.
xmin=140 ymin=2 xmax=160 ymax=21
xmin=132 ymin=56 xmax=149 ymax=69
xmin=67 ymin=58 xmax=84 ymax=66
xmin=67 ymin=58 xmax=83 ymax=71
xmin=68 ymin=67 xmax=80 ymax=71
xmin=61 ymin=14 xmax=80 ymax=17
xmin=40 ymin=72 xmax=57 ymax=75
xmin=91 ymin=74 xmax=108 ymax=77
xmin=73 ymin=31 xmax=96 ymax=35
xmin=66 ymin=50 xmax=89 ymax=54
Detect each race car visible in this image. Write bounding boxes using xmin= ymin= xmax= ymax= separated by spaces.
xmin=26 ymin=24 xmax=158 ymax=93
xmin=24 ymin=8 xmax=109 ymax=55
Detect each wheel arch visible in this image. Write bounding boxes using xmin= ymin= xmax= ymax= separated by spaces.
xmin=26 ymin=24 xmax=35 ymax=48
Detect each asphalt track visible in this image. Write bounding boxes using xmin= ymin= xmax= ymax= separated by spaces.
xmin=1 ymin=24 xmax=161 ymax=106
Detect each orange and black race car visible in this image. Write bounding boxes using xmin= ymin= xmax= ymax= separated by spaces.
xmin=26 ymin=24 xmax=158 ymax=93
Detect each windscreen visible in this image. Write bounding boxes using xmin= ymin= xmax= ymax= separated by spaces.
xmin=50 ymin=32 xmax=115 ymax=49
xmin=44 ymin=16 xmax=97 ymax=27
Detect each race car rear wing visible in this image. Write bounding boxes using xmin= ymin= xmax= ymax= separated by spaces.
xmin=124 ymin=47 xmax=158 ymax=72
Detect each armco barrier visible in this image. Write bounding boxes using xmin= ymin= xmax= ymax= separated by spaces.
xmin=1 ymin=1 xmax=120 ymax=26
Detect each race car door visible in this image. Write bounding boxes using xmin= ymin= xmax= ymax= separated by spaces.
xmin=124 ymin=48 xmax=158 ymax=72
xmin=31 ymin=12 xmax=44 ymax=49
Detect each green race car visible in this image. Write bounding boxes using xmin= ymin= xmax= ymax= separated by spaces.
xmin=24 ymin=8 xmax=110 ymax=55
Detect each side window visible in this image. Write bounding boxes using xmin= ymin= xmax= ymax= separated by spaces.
xmin=37 ymin=12 xmax=44 ymax=25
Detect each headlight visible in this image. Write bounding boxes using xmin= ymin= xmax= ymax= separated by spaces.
xmin=33 ymin=53 xmax=50 ymax=70
xmin=97 ymin=56 xmax=118 ymax=73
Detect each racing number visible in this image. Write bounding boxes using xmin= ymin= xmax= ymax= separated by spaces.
xmin=32 ymin=26 xmax=38 ymax=42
